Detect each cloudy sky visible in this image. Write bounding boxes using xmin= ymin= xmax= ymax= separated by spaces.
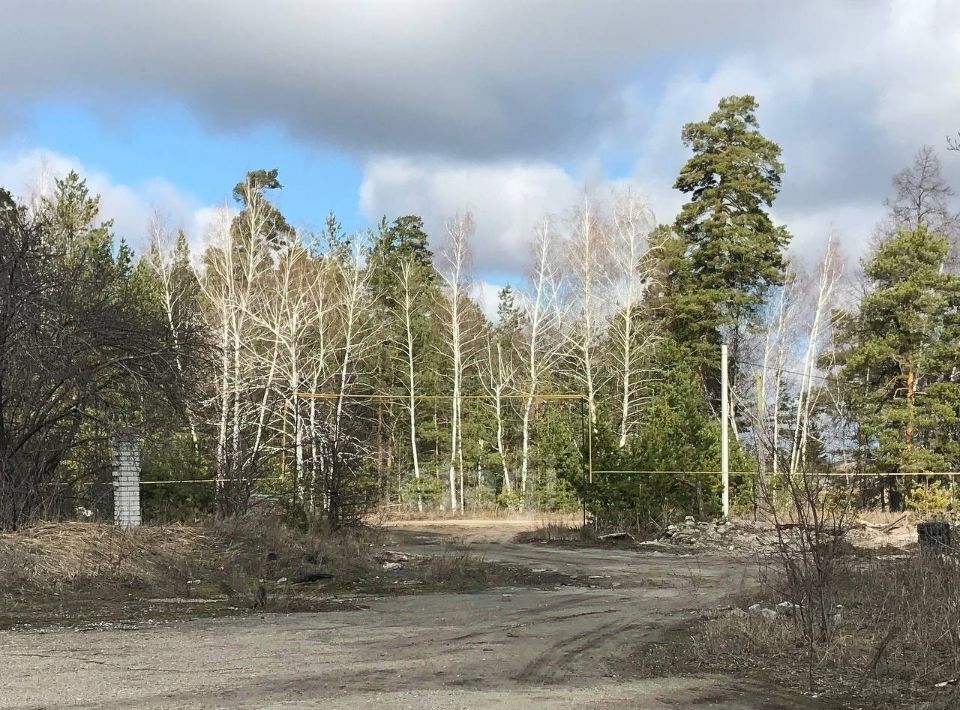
xmin=1 ymin=0 xmax=958 ymax=303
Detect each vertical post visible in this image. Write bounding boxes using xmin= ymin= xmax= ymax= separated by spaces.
xmin=721 ymin=343 xmax=730 ymax=520
xmin=580 ymin=397 xmax=587 ymax=528
xmin=112 ymin=430 xmax=142 ymax=528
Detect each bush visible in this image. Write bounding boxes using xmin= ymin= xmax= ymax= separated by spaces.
xmin=906 ymin=481 xmax=952 ymax=517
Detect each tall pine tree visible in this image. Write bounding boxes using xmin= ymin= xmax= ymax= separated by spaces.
xmin=667 ymin=95 xmax=790 ymax=390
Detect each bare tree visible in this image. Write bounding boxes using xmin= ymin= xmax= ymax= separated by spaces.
xmin=436 ymin=213 xmax=477 ymax=513
xmin=396 ymin=257 xmax=427 ymax=511
xmin=326 ymin=240 xmax=379 ymax=522
xmin=606 ymin=190 xmax=660 ymax=447
xmin=881 ymin=145 xmax=959 ymax=268
xmin=482 ymin=328 xmax=517 ymax=497
xmin=518 ymin=220 xmax=562 ymax=503
xmin=196 ymin=194 xmax=277 ymax=513
xmin=788 ymin=236 xmax=842 ymax=476
xmin=563 ymin=196 xmax=611 ymax=425
xmin=0 ymin=187 xmax=177 ymax=529
xmin=248 ymin=235 xmax=322 ymax=501
xmin=145 ymin=215 xmax=202 ymax=449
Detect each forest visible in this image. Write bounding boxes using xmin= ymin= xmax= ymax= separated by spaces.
xmin=2 ymin=94 xmax=958 ymax=532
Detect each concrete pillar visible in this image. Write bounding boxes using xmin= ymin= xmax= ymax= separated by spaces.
xmin=111 ymin=431 xmax=142 ymax=527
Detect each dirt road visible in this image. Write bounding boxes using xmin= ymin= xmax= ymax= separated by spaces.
xmin=0 ymin=521 xmax=824 ymax=709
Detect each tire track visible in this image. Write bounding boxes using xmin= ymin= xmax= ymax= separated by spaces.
xmin=511 ymin=616 xmax=644 ymax=685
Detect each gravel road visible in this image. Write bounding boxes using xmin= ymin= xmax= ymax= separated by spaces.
xmin=0 ymin=520 xmax=826 ymax=709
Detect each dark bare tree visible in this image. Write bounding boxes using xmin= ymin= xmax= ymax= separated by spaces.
xmin=881 ymin=146 xmax=959 ymax=246
xmin=0 ymin=182 xmax=181 ymax=530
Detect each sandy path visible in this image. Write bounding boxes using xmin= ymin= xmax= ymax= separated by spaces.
xmin=0 ymin=521 xmax=826 ymax=709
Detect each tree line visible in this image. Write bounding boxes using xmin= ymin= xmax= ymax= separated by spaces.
xmin=1 ymin=95 xmax=957 ymax=531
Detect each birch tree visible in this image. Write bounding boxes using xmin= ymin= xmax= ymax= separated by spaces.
xmin=788 ymin=236 xmax=842 ymax=475
xmin=481 ymin=287 xmax=521 ymax=498
xmin=436 ymin=212 xmax=476 ymax=512
xmin=145 ymin=215 xmax=202 ymax=449
xmin=518 ymin=220 xmax=562 ymax=502
xmin=250 ymin=236 xmax=322 ymax=500
xmin=563 ymin=196 xmax=610 ymax=425
xmin=396 ymin=256 xmax=429 ymax=510
xmin=606 ymin=191 xmax=659 ymax=447
xmin=321 ymin=239 xmax=381 ymax=523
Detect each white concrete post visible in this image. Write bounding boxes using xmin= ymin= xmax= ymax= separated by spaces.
xmin=112 ymin=431 xmax=142 ymax=527
xmin=721 ymin=343 xmax=730 ymax=520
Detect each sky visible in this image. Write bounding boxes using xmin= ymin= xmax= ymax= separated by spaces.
xmin=1 ymin=0 xmax=958 ymax=314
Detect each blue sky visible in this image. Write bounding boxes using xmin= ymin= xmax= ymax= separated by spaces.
xmin=21 ymin=101 xmax=367 ymax=235
xmin=0 ymin=0 xmax=958 ymax=310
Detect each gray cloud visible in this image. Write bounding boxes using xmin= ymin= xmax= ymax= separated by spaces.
xmin=0 ymin=0 xmax=873 ymax=160
xmin=1 ymin=0 xmax=958 ymax=274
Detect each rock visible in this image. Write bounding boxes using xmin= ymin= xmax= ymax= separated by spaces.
xmin=730 ymin=608 xmax=748 ymax=619
xmin=760 ymin=608 xmax=778 ymax=621
xmin=382 ymin=562 xmax=404 ymax=571
xmin=501 ymin=594 xmax=513 ymax=601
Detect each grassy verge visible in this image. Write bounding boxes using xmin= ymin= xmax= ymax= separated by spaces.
xmin=0 ymin=514 xmax=576 ymax=629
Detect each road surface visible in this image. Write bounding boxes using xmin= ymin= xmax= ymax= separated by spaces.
xmin=0 ymin=520 xmax=824 ymax=709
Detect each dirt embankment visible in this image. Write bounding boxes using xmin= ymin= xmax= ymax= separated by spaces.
xmin=0 ymin=516 xmax=572 ymax=629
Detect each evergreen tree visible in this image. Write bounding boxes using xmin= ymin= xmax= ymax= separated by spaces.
xmin=667 ymin=95 xmax=791 ymax=383
xmin=834 ymin=227 xmax=960 ymax=476
xmin=231 ymin=168 xmax=295 ymax=248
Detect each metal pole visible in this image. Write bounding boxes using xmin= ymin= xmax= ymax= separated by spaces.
xmin=721 ymin=343 xmax=730 ymax=519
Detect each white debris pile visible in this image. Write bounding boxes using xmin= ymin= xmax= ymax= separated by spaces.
xmin=728 ymin=602 xmax=792 ymax=621
xmin=659 ymin=516 xmax=773 ymax=551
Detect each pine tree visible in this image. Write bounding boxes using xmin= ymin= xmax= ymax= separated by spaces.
xmin=668 ymin=95 xmax=791 ymax=384
xmin=834 ymin=227 xmax=960 ymax=477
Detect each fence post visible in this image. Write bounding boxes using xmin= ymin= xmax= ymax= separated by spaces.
xmin=111 ymin=430 xmax=142 ymax=528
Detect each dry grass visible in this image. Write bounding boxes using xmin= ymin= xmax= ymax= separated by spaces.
xmin=642 ymin=551 xmax=960 ymax=709
xmin=0 ymin=514 xmax=579 ymax=628
xmin=513 ymin=522 xmax=594 ymax=543
xmin=0 ymin=513 xmax=379 ymax=601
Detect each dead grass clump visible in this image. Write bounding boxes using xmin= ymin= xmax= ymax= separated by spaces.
xmin=513 ymin=520 xmax=589 ymax=544
xmin=411 ymin=547 xmax=497 ymax=589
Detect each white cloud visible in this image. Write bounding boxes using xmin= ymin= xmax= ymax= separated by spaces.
xmin=360 ymin=158 xmax=582 ymax=273
xmin=470 ymin=280 xmax=504 ymax=322
xmin=0 ymin=148 xmax=217 ymax=256
xmin=359 ymin=157 xmax=655 ymax=274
